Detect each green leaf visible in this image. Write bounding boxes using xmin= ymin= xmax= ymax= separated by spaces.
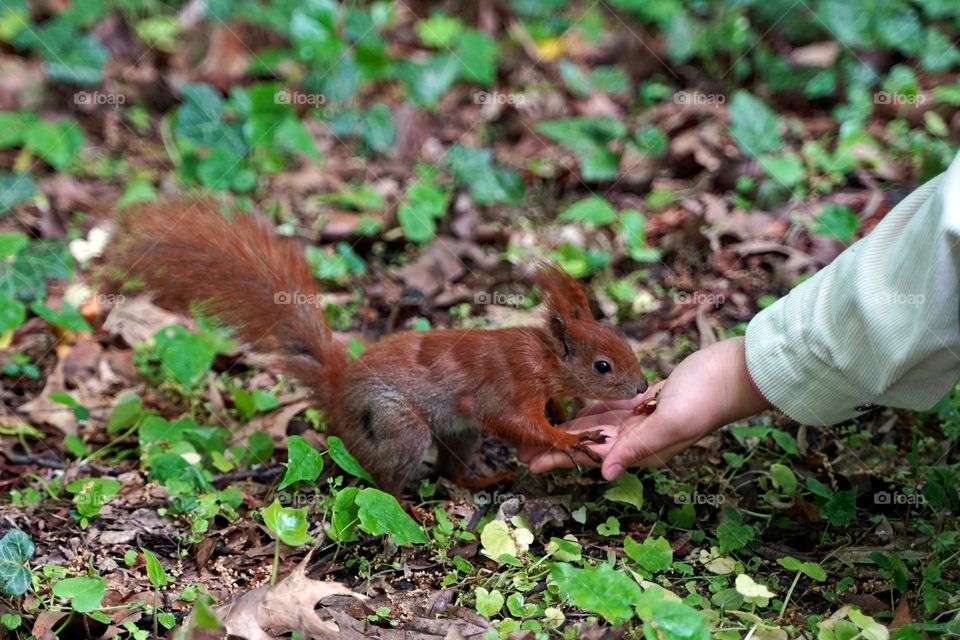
xmin=594 ymin=515 xmax=619 ymax=535
xmin=150 ymin=325 xmax=218 ymax=387
xmin=23 ymin=120 xmax=85 ymax=171
xmin=770 ymin=463 xmax=797 ymax=496
xmin=777 ymin=556 xmax=826 ymax=581
xmin=355 ymin=488 xmax=428 ymax=545
xmin=474 ymin=587 xmax=504 ymax=619
xmin=604 ymin=472 xmax=644 ymax=509
xmin=636 ymin=589 xmax=711 ymax=640
xmin=445 ymin=144 xmax=522 ymax=205
xmin=416 ymin=13 xmax=463 ymax=48
xmin=535 ymin=116 xmax=625 ymax=181
xmin=549 ymin=562 xmax=641 ymax=625
xmin=717 ymin=520 xmax=755 ymax=554
xmin=620 ymin=209 xmax=662 ymax=262
xmin=30 ymin=300 xmax=92 ymax=333
xmin=0 ymin=232 xmax=28 ymax=259
xmin=0 ymin=529 xmax=35 ymax=596
xmin=0 ymin=173 xmax=35 ymax=216
xmin=362 ymin=103 xmax=396 ymax=153
xmin=0 ymin=238 xmax=74 ymax=303
xmin=560 ymin=196 xmax=617 ymax=226
xmin=53 ymin=576 xmax=106 ymax=612
xmin=66 ymin=477 xmax=121 ymax=519
xmin=728 ymin=91 xmax=783 ymax=157
xmin=397 ymin=53 xmax=460 ymax=106
xmin=759 ymin=153 xmax=805 ymax=187
xmin=480 ymin=520 xmax=533 ymax=563
xmin=327 ymin=436 xmax=375 ymax=484
xmin=278 ymin=435 xmax=324 ymax=490
xmin=107 ymin=394 xmax=143 ymax=434
xmin=398 ymin=177 xmax=448 ymax=243
xmin=454 ymin=29 xmax=498 ymax=86
xmin=141 ymin=548 xmax=169 ymax=588
xmin=262 ymin=499 xmax=315 ymax=546
xmin=821 ymin=488 xmax=858 ymax=527
xmin=330 ymin=486 xmax=361 ymax=542
xmin=811 ymin=203 xmax=858 ymax=243
xmin=0 ymin=290 xmax=26 ymax=333
xmin=624 ymin=536 xmax=673 ymax=573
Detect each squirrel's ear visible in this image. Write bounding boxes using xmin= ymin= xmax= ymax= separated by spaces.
xmin=549 ymin=313 xmax=573 ymax=358
xmin=535 ymin=263 xmax=591 ymax=321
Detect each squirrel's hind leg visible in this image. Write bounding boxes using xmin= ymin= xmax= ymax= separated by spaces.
xmin=350 ymin=400 xmax=432 ymax=498
xmin=435 ymin=430 xmax=518 ymax=491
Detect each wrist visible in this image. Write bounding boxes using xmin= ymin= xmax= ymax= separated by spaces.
xmin=719 ymin=337 xmax=773 ymax=424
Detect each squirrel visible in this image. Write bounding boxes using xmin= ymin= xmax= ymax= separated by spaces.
xmin=115 ymin=199 xmax=648 ymax=497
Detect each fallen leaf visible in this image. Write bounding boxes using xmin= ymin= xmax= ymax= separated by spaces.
xmin=212 ymin=550 xmax=366 ymax=639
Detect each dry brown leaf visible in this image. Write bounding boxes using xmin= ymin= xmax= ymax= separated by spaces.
xmin=212 ymin=550 xmax=366 ymax=639
xmin=103 ymin=296 xmax=185 ymax=346
xmin=890 ymin=594 xmax=913 ymax=629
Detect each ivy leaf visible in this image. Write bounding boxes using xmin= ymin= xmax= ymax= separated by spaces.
xmin=0 ymin=291 xmax=26 ymax=333
xmin=624 ymin=536 xmax=673 ymax=573
xmin=262 ymin=499 xmax=315 ymax=546
xmin=362 ymin=103 xmax=396 ymax=153
xmin=398 ymin=177 xmax=448 ymax=243
xmin=151 ymin=325 xmax=218 ymax=387
xmin=728 ymin=91 xmax=783 ymax=157
xmin=604 ymin=472 xmax=644 ymax=509
xmin=0 ymin=529 xmax=34 ymax=596
xmin=0 ymin=173 xmax=35 ymax=216
xmin=620 ymin=209 xmax=662 ymax=262
xmin=821 ymin=488 xmax=858 ymax=527
xmin=278 ymin=435 xmax=324 ymax=490
xmin=559 ymin=196 xmax=617 ymax=226
xmin=326 ymin=436 xmax=375 ymax=484
xmin=759 ymin=153 xmax=805 ymax=188
xmin=30 ymin=300 xmax=92 ymax=333
xmin=445 ymin=144 xmax=522 ymax=205
xmin=23 ymin=120 xmax=85 ymax=171
xmin=397 ymin=53 xmax=460 ymax=106
xmin=811 ymin=203 xmax=859 ymax=243
xmin=770 ymin=463 xmax=798 ymax=495
xmin=454 ymin=29 xmax=498 ymax=86
xmin=549 ymin=562 xmax=641 ymax=625
xmin=356 ymin=488 xmax=427 ymax=545
xmin=52 ymin=576 xmax=106 ymax=613
xmin=480 ymin=520 xmax=533 ymax=563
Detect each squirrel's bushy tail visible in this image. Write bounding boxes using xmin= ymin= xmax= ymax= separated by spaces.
xmin=117 ymin=198 xmax=346 ymax=408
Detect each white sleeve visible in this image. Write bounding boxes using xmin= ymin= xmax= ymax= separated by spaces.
xmin=745 ymin=153 xmax=960 ymax=425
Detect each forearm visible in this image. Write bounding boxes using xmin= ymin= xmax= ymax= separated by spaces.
xmin=745 ymin=154 xmax=960 ymax=425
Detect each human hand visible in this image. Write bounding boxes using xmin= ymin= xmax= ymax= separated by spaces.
xmin=518 ymin=337 xmax=772 ymax=480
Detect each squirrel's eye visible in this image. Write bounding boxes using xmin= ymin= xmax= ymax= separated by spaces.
xmin=593 ymin=360 xmax=612 ymax=374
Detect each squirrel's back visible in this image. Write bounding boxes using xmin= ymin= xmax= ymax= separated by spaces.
xmin=115 ymin=198 xmax=347 ymax=408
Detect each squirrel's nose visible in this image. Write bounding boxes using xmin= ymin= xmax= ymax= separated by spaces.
xmin=636 ymin=379 xmax=648 ymax=395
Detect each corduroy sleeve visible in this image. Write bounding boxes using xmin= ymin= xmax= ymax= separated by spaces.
xmin=744 ymin=153 xmax=960 ymax=425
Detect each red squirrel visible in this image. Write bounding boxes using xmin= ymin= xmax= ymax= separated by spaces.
xmin=116 ymin=199 xmax=647 ymax=496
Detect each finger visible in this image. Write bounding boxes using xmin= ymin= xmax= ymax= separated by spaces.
xmin=575 ymin=383 xmax=664 ymax=418
xmin=527 ymin=448 xmax=600 ymax=473
xmin=517 ymin=445 xmax=548 ymax=463
xmin=560 ymin=409 xmax=634 ymax=432
xmin=601 ymin=417 xmax=695 ymax=480
xmin=633 ymin=437 xmax=700 ymax=468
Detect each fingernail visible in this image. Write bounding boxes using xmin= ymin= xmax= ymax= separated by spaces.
xmin=605 ymin=464 xmax=623 ymax=480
